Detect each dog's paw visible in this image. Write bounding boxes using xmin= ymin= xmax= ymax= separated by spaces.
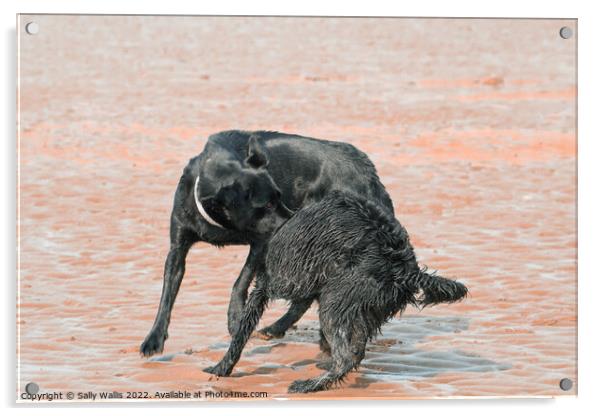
xmin=140 ymin=330 xmax=167 ymax=357
xmin=254 ymin=326 xmax=285 ymax=340
xmin=203 ymin=363 xmax=231 ymax=377
xmin=288 ymin=378 xmax=322 ymax=394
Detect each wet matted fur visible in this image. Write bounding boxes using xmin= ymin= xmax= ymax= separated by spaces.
xmin=205 ymin=191 xmax=468 ymax=393
xmin=140 ymin=130 xmax=395 ymax=358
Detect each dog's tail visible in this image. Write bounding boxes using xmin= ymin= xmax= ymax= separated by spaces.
xmin=353 ymin=196 xmax=468 ymax=308
xmin=412 ymin=267 xmax=468 ymax=307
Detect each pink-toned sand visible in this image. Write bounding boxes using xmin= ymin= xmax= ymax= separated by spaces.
xmin=17 ymin=16 xmax=576 ymax=401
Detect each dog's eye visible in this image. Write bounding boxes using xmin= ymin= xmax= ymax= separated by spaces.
xmin=265 ymin=201 xmax=274 ymax=210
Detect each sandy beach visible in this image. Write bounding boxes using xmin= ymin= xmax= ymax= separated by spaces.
xmin=17 ymin=16 xmax=576 ymax=401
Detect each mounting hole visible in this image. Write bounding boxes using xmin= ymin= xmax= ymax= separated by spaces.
xmin=25 ymin=22 xmax=39 ymax=35
xmin=559 ymin=26 xmax=572 ymax=39
xmin=559 ymin=378 xmax=573 ymax=391
xmin=25 ymin=382 xmax=39 ymax=395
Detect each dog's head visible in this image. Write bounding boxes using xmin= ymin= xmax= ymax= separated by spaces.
xmin=198 ymin=135 xmax=294 ymax=236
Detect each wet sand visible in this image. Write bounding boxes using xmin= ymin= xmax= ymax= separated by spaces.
xmin=17 ymin=16 xmax=576 ymax=400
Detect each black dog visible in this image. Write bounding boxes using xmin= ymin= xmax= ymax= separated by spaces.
xmin=204 ymin=191 xmax=468 ymax=393
xmin=140 ymin=130 xmax=394 ymax=357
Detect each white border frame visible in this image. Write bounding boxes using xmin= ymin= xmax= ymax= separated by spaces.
xmin=3 ymin=1 xmax=600 ymax=415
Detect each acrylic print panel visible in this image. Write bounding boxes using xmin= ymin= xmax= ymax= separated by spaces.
xmin=17 ymin=15 xmax=576 ymax=402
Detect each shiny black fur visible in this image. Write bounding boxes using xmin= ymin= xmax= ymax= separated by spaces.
xmin=204 ymin=191 xmax=468 ymax=393
xmin=140 ymin=130 xmax=394 ymax=357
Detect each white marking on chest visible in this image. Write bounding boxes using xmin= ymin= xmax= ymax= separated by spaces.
xmin=194 ymin=176 xmax=224 ymax=228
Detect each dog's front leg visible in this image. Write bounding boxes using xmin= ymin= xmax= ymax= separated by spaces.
xmin=227 ymin=243 xmax=262 ymax=336
xmin=140 ymin=223 xmax=195 ymax=357
xmin=205 ymin=284 xmax=269 ymax=376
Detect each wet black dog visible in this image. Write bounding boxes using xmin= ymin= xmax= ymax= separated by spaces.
xmin=204 ymin=191 xmax=468 ymax=393
xmin=140 ymin=130 xmax=394 ymax=357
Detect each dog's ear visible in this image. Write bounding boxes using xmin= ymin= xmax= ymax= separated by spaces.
xmin=245 ymin=134 xmax=269 ymax=169
xmin=201 ymin=160 xmax=242 ymax=198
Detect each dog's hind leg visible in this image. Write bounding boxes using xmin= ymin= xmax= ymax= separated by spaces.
xmin=315 ymin=328 xmax=333 ymax=370
xmin=288 ymin=316 xmax=367 ymax=393
xmin=319 ymin=328 xmax=332 ymax=355
xmin=256 ymin=298 xmax=313 ymax=339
